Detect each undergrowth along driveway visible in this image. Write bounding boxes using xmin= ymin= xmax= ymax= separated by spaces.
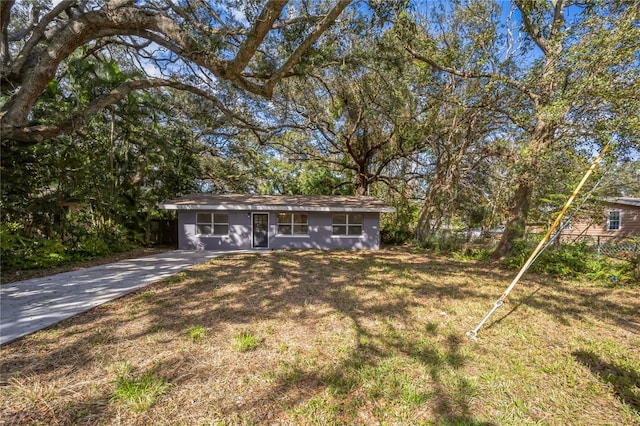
xmin=1 ymin=247 xmax=638 ymax=425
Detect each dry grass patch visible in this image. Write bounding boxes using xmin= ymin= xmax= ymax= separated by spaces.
xmin=1 ymin=247 xmax=638 ymax=425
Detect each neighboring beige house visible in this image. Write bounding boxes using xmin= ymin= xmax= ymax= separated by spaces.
xmin=562 ymin=197 xmax=640 ymax=241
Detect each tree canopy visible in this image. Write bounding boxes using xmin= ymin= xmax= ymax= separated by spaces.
xmin=1 ymin=0 xmax=349 ymax=142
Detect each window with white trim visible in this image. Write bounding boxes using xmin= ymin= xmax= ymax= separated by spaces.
xmin=332 ymin=214 xmax=363 ymax=236
xmin=196 ymin=213 xmax=229 ymax=235
xmin=277 ymin=213 xmax=308 ymax=235
xmin=607 ymin=210 xmax=621 ymax=231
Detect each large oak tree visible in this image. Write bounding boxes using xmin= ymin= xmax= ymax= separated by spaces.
xmin=0 ymin=0 xmax=350 ymax=143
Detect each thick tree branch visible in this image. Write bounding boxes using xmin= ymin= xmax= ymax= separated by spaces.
xmin=1 ymin=1 xmax=349 ymax=142
xmin=9 ymin=0 xmax=79 ymax=79
xmin=405 ymin=45 xmax=540 ymax=103
xmin=1 ymin=78 xmax=263 ymax=142
xmin=0 ymin=0 xmax=351 ymax=145
xmin=514 ymin=0 xmax=550 ymax=54
xmin=265 ymin=0 xmax=350 ymax=94
xmin=228 ymin=0 xmax=287 ymax=75
xmin=166 ymin=1 xmax=249 ymax=37
xmin=550 ymin=0 xmax=565 ymax=39
xmin=8 ymin=4 xmax=42 ymax=41
xmin=0 ymin=0 xmax=13 ymax=67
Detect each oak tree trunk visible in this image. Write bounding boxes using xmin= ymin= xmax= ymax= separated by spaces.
xmin=492 ymin=118 xmax=556 ymax=259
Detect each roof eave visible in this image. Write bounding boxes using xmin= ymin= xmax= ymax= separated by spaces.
xmin=602 ymin=197 xmax=640 ymax=208
xmin=159 ymin=203 xmax=395 ymax=213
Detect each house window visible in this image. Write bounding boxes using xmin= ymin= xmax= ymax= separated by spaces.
xmin=607 ymin=210 xmax=621 ymax=231
xmin=332 ymin=214 xmax=363 ymax=236
xmin=196 ymin=213 xmax=229 ymax=235
xmin=277 ymin=213 xmax=308 ymax=235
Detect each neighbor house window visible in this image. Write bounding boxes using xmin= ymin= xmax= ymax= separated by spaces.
xmin=607 ymin=210 xmax=621 ymax=231
xmin=196 ymin=213 xmax=229 ymax=235
xmin=332 ymin=214 xmax=363 ymax=236
xmin=277 ymin=213 xmax=308 ymax=235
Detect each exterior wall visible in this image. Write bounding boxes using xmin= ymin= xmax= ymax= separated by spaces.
xmin=269 ymin=212 xmax=380 ymax=250
xmin=179 ymin=211 xmax=251 ymax=250
xmin=562 ymin=203 xmax=640 ymax=241
xmin=177 ymin=210 xmax=381 ymax=250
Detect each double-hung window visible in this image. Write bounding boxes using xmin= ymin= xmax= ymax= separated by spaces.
xmin=606 ymin=210 xmax=621 ymax=231
xmin=332 ymin=214 xmax=363 ymax=236
xmin=277 ymin=213 xmax=308 ymax=235
xmin=196 ymin=213 xmax=229 ymax=235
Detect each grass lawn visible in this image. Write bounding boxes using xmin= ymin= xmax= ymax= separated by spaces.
xmin=1 ymin=247 xmax=638 ymax=425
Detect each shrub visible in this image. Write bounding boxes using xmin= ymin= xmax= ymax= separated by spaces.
xmin=380 ymin=203 xmax=417 ymax=245
xmin=1 ymin=220 xmax=141 ymax=273
xmin=30 ymin=239 xmax=70 ymax=268
xmin=0 ymin=223 xmax=70 ymax=270
xmin=505 ymin=239 xmax=635 ymax=283
xmin=417 ymin=234 xmax=466 ymax=253
xmin=74 ymin=235 xmax=111 ymax=257
xmin=454 ymin=247 xmax=492 ymax=261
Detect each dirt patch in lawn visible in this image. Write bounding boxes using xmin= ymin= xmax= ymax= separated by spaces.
xmin=1 ymin=247 xmax=638 ymax=425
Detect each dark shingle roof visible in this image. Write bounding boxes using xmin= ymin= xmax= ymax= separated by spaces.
xmin=160 ymin=194 xmax=395 ymax=213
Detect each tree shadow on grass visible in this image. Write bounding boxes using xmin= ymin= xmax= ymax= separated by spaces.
xmin=573 ymin=349 xmax=640 ymax=414
xmin=484 ymin=286 xmax=543 ymax=331
xmin=4 ymin=248 xmax=635 ymax=424
xmin=146 ymin=250 xmax=497 ymax=424
xmin=477 ymin=272 xmax=640 ymax=336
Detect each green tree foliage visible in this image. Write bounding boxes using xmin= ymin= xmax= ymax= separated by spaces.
xmin=1 ymin=71 xmax=202 ymax=270
xmin=1 ymin=0 xmax=350 ymax=143
xmin=276 ymin=23 xmax=432 ymax=196
xmin=401 ymin=0 xmax=640 ymax=255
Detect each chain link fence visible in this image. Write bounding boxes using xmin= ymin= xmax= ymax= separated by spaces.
xmin=561 ymin=234 xmax=640 ymax=258
xmin=420 ymin=231 xmax=639 ymax=281
xmin=425 ymin=231 xmax=639 ymax=260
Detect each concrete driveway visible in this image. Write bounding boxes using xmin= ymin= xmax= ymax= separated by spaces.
xmin=0 ymin=250 xmax=234 ymax=346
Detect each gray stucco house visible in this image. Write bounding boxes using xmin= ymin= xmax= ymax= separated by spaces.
xmin=159 ymin=194 xmax=395 ymax=250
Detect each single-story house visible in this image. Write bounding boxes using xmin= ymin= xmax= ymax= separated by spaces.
xmin=159 ymin=194 xmax=395 ymax=251
xmin=562 ymin=197 xmax=640 ymax=241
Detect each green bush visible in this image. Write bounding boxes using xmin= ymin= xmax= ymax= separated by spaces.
xmin=380 ymin=203 xmax=418 ymax=245
xmin=75 ymin=235 xmax=111 ymax=257
xmin=30 ymin=239 xmax=70 ymax=268
xmin=454 ymin=247 xmax=492 ymax=261
xmin=503 ymin=239 xmax=530 ymax=270
xmin=0 ymin=222 xmax=30 ymax=269
xmin=1 ymin=221 xmax=138 ymax=272
xmin=381 ymin=227 xmax=414 ymax=245
xmin=417 ymin=234 xmax=465 ymax=253
xmin=0 ymin=223 xmax=70 ymax=269
xmin=505 ymin=238 xmax=635 ymax=283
